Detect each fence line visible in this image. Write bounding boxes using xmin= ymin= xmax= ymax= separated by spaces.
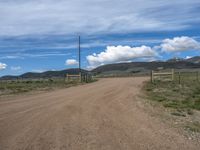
xmin=66 ymin=73 xmax=93 ymax=83
xmin=176 ymin=71 xmax=199 ymax=84
xmin=151 ymin=69 xmax=174 ymax=83
xmin=66 ymin=73 xmax=81 ymax=82
xmin=151 ymin=69 xmax=199 ymax=84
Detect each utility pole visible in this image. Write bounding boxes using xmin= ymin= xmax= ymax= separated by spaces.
xmin=78 ymin=36 xmax=81 ymax=81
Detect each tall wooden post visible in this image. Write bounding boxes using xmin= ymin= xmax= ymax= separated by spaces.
xmin=78 ymin=36 xmax=82 ymax=82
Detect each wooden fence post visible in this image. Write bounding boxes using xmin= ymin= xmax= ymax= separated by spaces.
xmin=66 ymin=73 xmax=68 ymax=82
xmin=151 ymin=70 xmax=154 ymax=83
xmin=86 ymin=74 xmax=88 ymax=83
xmin=79 ymin=73 xmax=81 ymax=82
xmin=178 ymin=72 xmax=181 ymax=84
xmin=172 ymin=69 xmax=174 ymax=81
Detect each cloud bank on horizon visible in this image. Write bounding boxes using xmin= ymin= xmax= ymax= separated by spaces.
xmin=161 ymin=36 xmax=200 ymax=53
xmin=87 ymin=36 xmax=200 ymax=68
xmin=87 ymin=45 xmax=157 ymax=69
xmin=0 ymin=0 xmax=200 ymax=75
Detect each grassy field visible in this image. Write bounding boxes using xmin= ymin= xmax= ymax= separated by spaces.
xmin=0 ymin=78 xmax=96 ymax=96
xmin=145 ymin=72 xmax=200 ymax=111
xmin=144 ymin=71 xmax=200 ymax=132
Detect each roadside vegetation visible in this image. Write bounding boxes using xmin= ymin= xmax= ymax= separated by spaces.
xmin=0 ymin=78 xmax=96 ymax=96
xmin=144 ymin=71 xmax=200 ymax=133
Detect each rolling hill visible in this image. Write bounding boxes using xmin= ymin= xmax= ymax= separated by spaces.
xmin=92 ymin=56 xmax=200 ymax=75
xmin=92 ymin=61 xmax=200 ymax=75
xmin=0 ymin=69 xmax=88 ymax=80
xmin=0 ymin=56 xmax=200 ymax=80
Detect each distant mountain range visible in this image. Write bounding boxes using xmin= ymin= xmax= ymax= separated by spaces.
xmin=186 ymin=56 xmax=200 ymax=64
xmin=92 ymin=56 xmax=200 ymax=75
xmin=1 ymin=56 xmax=200 ymax=80
xmin=166 ymin=56 xmax=200 ymax=63
xmin=0 ymin=69 xmax=88 ymax=80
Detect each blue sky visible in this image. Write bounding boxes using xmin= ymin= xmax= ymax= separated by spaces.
xmin=0 ymin=0 xmax=200 ymax=76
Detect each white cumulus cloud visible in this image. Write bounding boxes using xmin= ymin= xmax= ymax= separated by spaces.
xmin=186 ymin=56 xmax=192 ymax=59
xmin=65 ymin=59 xmax=79 ymax=66
xmin=0 ymin=62 xmax=7 ymax=70
xmin=11 ymin=66 xmax=22 ymax=71
xmin=161 ymin=36 xmax=200 ymax=52
xmin=87 ymin=45 xmax=157 ymax=68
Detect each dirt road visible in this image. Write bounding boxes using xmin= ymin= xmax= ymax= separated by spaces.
xmin=0 ymin=77 xmax=199 ymax=150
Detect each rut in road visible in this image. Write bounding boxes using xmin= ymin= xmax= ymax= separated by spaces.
xmin=0 ymin=77 xmax=199 ymax=150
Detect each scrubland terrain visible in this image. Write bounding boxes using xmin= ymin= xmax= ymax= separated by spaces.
xmin=144 ymin=72 xmax=200 ymax=142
